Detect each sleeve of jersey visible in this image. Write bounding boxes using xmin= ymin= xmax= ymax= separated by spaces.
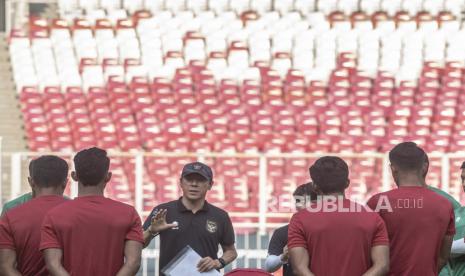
xmin=0 ymin=216 xmax=15 ymax=249
xmin=446 ymin=206 xmax=456 ymax=236
xmin=287 ymin=213 xmax=307 ymax=249
xmin=220 ymin=213 xmax=235 ymax=246
xmin=372 ymin=215 xmax=389 ymax=246
xmin=39 ymin=213 xmax=62 ymax=250
xmin=126 ymin=209 xmax=144 ymax=244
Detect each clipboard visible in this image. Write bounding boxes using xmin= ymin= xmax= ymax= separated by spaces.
xmin=161 ymin=245 xmax=222 ymax=276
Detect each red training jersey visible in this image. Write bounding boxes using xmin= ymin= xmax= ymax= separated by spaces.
xmin=40 ymin=195 xmax=144 ymax=276
xmin=288 ymin=198 xmax=389 ymax=276
xmin=367 ymin=186 xmax=455 ymax=276
xmin=0 ymin=195 xmax=67 ymax=276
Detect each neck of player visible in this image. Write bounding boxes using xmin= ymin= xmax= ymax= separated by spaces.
xmin=78 ymin=183 xmax=105 ymax=197
xmin=320 ymin=192 xmax=345 ymax=198
xmin=396 ymin=173 xmax=426 ymax=187
xmin=182 ymin=196 xmax=205 ymax=213
xmin=34 ymin=187 xmax=63 ymax=197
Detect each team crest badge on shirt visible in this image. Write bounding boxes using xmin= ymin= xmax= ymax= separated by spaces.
xmin=206 ymin=220 xmax=217 ymax=233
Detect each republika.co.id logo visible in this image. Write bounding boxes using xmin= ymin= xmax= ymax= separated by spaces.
xmin=267 ymin=195 xmax=424 ymax=213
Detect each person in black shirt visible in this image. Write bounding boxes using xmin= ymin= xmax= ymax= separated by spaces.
xmin=143 ymin=162 xmax=237 ymax=274
xmin=265 ymin=183 xmax=317 ymax=276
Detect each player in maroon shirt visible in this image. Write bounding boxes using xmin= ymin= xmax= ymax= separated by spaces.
xmin=289 ymin=156 xmax=389 ymax=276
xmin=367 ymin=142 xmax=455 ymax=276
xmin=40 ymin=147 xmax=144 ymax=276
xmin=0 ymin=155 xmax=68 ymax=276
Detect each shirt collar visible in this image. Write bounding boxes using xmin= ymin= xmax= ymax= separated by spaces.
xmin=177 ymin=197 xmax=210 ymax=213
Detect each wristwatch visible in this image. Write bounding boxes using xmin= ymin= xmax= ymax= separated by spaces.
xmin=217 ymin=258 xmax=226 ymax=269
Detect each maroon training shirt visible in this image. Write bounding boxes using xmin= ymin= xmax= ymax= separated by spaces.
xmin=40 ymin=195 xmax=144 ymax=276
xmin=0 ymin=195 xmax=67 ymax=276
xmin=288 ymin=198 xmax=389 ymax=276
xmin=367 ymin=186 xmax=455 ymax=276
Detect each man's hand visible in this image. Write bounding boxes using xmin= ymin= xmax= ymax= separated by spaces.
xmin=197 ymin=257 xmax=221 ymax=272
xmin=148 ymin=209 xmax=177 ymax=234
xmin=281 ymin=245 xmax=289 ymax=263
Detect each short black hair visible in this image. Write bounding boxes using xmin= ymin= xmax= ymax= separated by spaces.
xmin=74 ymin=147 xmax=110 ymax=186
xmin=422 ymin=149 xmax=429 ymax=177
xmin=293 ymin=182 xmax=317 ymax=201
xmin=309 ymin=156 xmax=349 ymax=194
xmin=423 ymin=150 xmax=429 ymax=164
xmin=461 ymin=162 xmax=465 ymax=169
xmin=28 ymin=159 xmax=35 ymax=177
xmin=31 ymin=155 xmax=68 ymax=188
xmin=389 ymin=142 xmax=426 ymax=172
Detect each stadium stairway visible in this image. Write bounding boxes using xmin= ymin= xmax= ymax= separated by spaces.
xmin=0 ymin=33 xmax=28 ymax=203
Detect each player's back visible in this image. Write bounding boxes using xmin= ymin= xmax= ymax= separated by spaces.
xmin=41 ymin=195 xmax=143 ymax=276
xmin=289 ymin=198 xmax=388 ymax=276
xmin=368 ymin=186 xmax=455 ymax=276
xmin=0 ymin=195 xmax=67 ymax=276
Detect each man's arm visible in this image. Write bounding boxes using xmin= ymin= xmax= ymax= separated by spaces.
xmin=265 ymin=226 xmax=288 ymax=273
xmin=362 ymin=245 xmax=389 ymax=276
xmin=219 ymin=243 xmax=237 ymax=266
xmin=265 ymin=245 xmax=288 ymax=273
xmin=0 ymin=249 xmax=21 ymax=276
xmin=143 ymin=209 xmax=176 ymax=248
xmin=197 ymin=243 xmax=237 ymax=272
xmin=143 ymin=230 xmax=153 ymax=248
xmin=265 ymin=255 xmax=284 ymax=273
xmin=43 ymin=248 xmax=70 ymax=276
xmin=116 ymin=240 xmax=142 ymax=276
xmin=289 ymin=246 xmax=314 ymax=276
xmin=0 ymin=216 xmax=20 ymax=276
xmin=438 ymin=235 xmax=454 ymax=270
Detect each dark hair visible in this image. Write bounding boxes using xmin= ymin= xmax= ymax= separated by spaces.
xmin=420 ymin=148 xmax=429 ymax=177
xmin=309 ymin=156 xmax=349 ymax=194
xmin=28 ymin=159 xmax=35 ymax=177
xmin=461 ymin=161 xmax=465 ymax=169
xmin=31 ymin=156 xmax=68 ymax=188
xmin=74 ymin=147 xmax=110 ymax=186
xmin=293 ymin=182 xmax=317 ymax=201
xmin=423 ymin=150 xmax=429 ymax=164
xmin=389 ymin=142 xmax=426 ymax=172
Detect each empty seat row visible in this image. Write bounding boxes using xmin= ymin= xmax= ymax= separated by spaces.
xmin=58 ymin=0 xmax=464 ymax=18
xmin=10 ymin=10 xmax=465 ymax=93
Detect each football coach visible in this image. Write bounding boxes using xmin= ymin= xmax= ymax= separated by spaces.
xmin=143 ymin=161 xmax=238 ymax=274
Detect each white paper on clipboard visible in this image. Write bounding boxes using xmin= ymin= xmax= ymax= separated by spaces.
xmin=161 ymin=245 xmax=222 ymax=276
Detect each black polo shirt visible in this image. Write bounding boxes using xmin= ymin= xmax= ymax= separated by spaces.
xmin=143 ymin=198 xmax=235 ymax=273
xmin=268 ymin=225 xmax=294 ymax=276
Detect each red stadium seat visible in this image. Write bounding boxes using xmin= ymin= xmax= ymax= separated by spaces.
xmin=14 ymin=3 xmax=465 ymax=210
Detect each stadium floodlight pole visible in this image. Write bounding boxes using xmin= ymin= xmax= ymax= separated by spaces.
xmin=258 ymin=154 xmax=268 ymax=235
xmin=441 ymin=155 xmax=450 ymax=193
